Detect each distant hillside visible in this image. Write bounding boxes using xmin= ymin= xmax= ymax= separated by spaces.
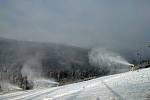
xmin=0 ymin=38 xmax=106 ymax=90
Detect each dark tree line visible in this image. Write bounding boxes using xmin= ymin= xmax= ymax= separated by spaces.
xmin=0 ymin=38 xmax=109 ymax=91
xmin=0 ymin=38 xmax=149 ymax=91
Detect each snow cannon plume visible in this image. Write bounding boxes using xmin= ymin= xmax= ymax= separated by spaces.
xmin=21 ymin=53 xmax=58 ymax=89
xmin=88 ymin=48 xmax=131 ymax=74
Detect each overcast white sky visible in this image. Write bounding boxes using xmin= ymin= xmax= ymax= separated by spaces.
xmin=0 ymin=0 xmax=150 ymax=49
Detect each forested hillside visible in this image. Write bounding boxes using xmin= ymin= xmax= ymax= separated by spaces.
xmin=0 ymin=38 xmax=106 ymax=90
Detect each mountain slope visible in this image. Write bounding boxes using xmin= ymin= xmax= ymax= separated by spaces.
xmin=44 ymin=68 xmax=150 ymax=100
xmin=0 ymin=37 xmax=104 ymax=90
xmin=0 ymin=68 xmax=150 ymax=100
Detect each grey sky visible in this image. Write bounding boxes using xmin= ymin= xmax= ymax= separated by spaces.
xmin=0 ymin=0 xmax=150 ymax=49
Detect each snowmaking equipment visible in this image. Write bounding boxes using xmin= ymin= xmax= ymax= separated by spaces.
xmin=128 ymin=64 xmax=135 ymax=71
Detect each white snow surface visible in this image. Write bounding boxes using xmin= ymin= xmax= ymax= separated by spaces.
xmin=0 ymin=68 xmax=150 ymax=100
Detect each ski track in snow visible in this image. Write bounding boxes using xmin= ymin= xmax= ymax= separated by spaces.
xmin=0 ymin=68 xmax=150 ymax=100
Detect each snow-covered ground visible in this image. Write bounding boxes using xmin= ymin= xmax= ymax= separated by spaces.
xmin=0 ymin=68 xmax=150 ymax=100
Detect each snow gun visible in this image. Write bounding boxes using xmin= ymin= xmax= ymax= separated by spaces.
xmin=129 ymin=64 xmax=135 ymax=71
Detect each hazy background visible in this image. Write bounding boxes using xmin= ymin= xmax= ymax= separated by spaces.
xmin=0 ymin=0 xmax=150 ymax=49
xmin=0 ymin=0 xmax=150 ymax=91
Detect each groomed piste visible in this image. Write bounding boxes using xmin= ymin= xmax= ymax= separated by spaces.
xmin=0 ymin=68 xmax=150 ymax=100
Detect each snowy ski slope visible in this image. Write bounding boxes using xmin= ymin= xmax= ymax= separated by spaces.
xmin=0 ymin=68 xmax=150 ymax=100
